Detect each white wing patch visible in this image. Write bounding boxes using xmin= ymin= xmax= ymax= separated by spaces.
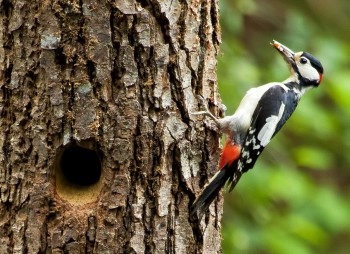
xmin=257 ymin=103 xmax=285 ymax=146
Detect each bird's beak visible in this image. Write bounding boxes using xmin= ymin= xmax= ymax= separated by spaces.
xmin=271 ymin=40 xmax=295 ymax=65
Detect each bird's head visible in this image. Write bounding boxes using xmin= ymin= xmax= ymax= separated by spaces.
xmin=271 ymin=40 xmax=324 ymax=88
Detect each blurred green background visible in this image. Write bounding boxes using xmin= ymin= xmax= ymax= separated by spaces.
xmin=218 ymin=0 xmax=350 ymax=253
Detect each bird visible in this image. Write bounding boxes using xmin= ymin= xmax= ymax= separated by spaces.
xmin=191 ymin=40 xmax=324 ymax=219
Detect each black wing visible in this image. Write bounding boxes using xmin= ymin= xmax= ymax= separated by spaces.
xmin=237 ymin=85 xmax=299 ymax=174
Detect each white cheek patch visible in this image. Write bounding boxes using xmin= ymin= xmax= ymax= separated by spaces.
xmin=298 ymin=63 xmax=320 ymax=82
xmin=257 ymin=103 xmax=285 ymax=146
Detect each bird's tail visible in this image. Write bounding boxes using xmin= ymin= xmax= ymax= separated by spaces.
xmin=190 ymin=163 xmax=237 ymax=220
xmin=191 ymin=141 xmax=242 ymax=219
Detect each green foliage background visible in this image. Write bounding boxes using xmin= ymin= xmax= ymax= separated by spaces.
xmin=218 ymin=0 xmax=350 ymax=253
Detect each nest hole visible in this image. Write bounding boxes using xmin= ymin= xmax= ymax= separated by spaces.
xmin=61 ymin=145 xmax=101 ymax=186
xmin=55 ymin=143 xmax=103 ymax=205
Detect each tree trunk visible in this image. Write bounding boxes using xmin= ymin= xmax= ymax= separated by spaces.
xmin=0 ymin=0 xmax=222 ymax=253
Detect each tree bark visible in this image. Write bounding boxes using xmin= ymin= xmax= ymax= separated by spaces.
xmin=0 ymin=0 xmax=222 ymax=253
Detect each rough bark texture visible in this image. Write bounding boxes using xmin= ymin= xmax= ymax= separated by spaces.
xmin=0 ymin=0 xmax=222 ymax=253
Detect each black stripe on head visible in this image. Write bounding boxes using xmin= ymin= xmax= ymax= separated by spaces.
xmin=302 ymin=52 xmax=324 ymax=74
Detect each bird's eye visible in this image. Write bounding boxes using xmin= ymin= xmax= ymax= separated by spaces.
xmin=300 ymin=57 xmax=308 ymax=64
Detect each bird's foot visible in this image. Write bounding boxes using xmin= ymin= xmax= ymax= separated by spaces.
xmin=191 ymin=95 xmax=221 ymax=127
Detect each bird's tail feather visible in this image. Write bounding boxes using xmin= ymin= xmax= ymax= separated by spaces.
xmin=191 ymin=164 xmax=235 ymax=220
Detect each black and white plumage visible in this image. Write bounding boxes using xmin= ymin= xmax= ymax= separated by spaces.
xmin=191 ymin=40 xmax=324 ymax=219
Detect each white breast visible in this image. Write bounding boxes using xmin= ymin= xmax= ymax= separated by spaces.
xmin=233 ymin=82 xmax=284 ymax=132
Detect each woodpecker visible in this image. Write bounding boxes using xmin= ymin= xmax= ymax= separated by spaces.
xmin=191 ymin=40 xmax=324 ymax=219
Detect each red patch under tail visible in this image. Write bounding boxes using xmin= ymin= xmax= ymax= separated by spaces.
xmin=219 ymin=139 xmax=241 ymax=170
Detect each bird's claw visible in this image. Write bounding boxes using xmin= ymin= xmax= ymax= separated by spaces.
xmin=191 ymin=95 xmax=221 ymax=126
xmin=191 ymin=95 xmax=210 ymax=117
